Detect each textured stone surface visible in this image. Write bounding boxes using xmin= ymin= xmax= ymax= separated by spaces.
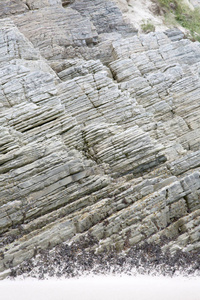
xmin=0 ymin=1 xmax=28 ymax=18
xmin=0 ymin=0 xmax=200 ymax=276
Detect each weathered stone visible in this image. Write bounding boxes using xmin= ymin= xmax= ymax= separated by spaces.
xmin=0 ymin=1 xmax=28 ymax=18
xmin=0 ymin=0 xmax=200 ymax=277
xmin=26 ymin=0 xmax=62 ymax=9
xmin=12 ymin=6 xmax=98 ymax=60
xmin=164 ymin=28 xmax=185 ymax=42
xmin=69 ymin=0 xmax=137 ymax=35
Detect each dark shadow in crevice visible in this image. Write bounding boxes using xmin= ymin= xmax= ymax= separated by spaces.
xmin=62 ymin=0 xmax=75 ymax=8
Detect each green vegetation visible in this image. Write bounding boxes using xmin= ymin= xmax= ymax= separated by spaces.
xmin=156 ymin=0 xmax=200 ymax=41
xmin=141 ymin=20 xmax=155 ymax=33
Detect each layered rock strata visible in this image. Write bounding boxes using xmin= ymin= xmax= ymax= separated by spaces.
xmin=0 ymin=0 xmax=200 ymax=276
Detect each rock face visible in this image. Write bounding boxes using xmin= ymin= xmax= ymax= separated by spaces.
xmin=0 ymin=0 xmax=200 ymax=276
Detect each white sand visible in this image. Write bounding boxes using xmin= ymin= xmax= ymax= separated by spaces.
xmin=1 ymin=275 xmax=200 ymax=300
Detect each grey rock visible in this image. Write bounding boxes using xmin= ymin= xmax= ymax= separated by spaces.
xmin=69 ymin=0 xmax=137 ymax=35
xmin=12 ymin=6 xmax=98 ymax=60
xmin=164 ymin=28 xmax=185 ymax=42
xmin=0 ymin=1 xmax=28 ymax=18
xmin=0 ymin=0 xmax=200 ymax=276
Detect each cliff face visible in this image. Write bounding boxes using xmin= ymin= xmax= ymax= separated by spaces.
xmin=0 ymin=0 xmax=200 ymax=276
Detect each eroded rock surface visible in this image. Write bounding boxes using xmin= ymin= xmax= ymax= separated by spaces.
xmin=0 ymin=0 xmax=200 ymax=276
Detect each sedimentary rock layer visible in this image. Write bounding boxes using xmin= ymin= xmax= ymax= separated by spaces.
xmin=0 ymin=0 xmax=199 ymax=276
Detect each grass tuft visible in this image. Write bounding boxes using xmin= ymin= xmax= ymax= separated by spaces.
xmin=141 ymin=20 xmax=156 ymax=33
